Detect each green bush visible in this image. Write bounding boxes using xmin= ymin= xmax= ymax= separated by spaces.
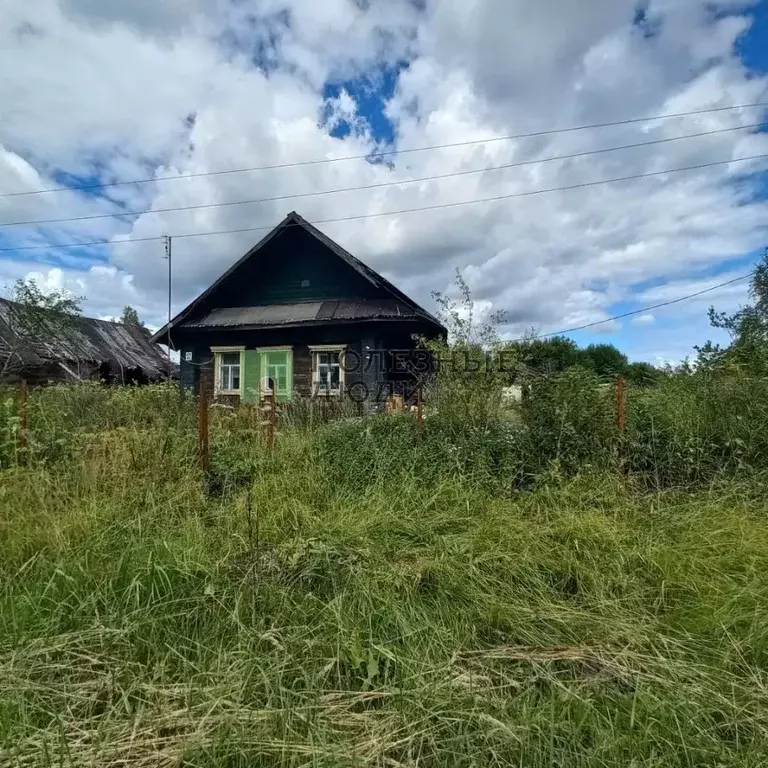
xmin=520 ymin=367 xmax=618 ymax=476
xmin=0 ymin=383 xmax=197 ymax=468
xmin=627 ymin=371 xmax=768 ymax=487
xmin=8 ymin=367 xmax=768 ymax=493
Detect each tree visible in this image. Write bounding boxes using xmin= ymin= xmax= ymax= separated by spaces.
xmin=431 ymin=269 xmax=505 ymax=348
xmin=425 ymin=271 xmax=509 ymax=426
xmin=10 ymin=277 xmax=82 ymax=319
xmin=697 ymin=248 xmax=768 ymax=374
xmin=577 ymin=343 xmax=629 ymax=378
xmin=1 ymin=278 xmax=84 ymax=379
xmin=625 ymin=360 xmax=664 ymax=386
xmin=507 ymin=336 xmax=581 ymax=374
xmin=120 ymin=305 xmax=144 ymax=327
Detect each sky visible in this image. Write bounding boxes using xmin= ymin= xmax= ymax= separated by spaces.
xmin=1 ymin=0 xmax=767 ymax=365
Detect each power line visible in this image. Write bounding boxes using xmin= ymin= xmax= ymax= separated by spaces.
xmin=2 ymin=151 xmax=766 ymax=254
xmin=514 ymin=272 xmax=754 ymax=341
xmin=3 ymin=121 xmax=762 ymax=230
xmin=0 ymin=232 xmax=162 ymax=253
xmin=2 ymin=101 xmax=766 ymax=199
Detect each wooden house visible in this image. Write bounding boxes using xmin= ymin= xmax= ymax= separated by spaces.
xmin=151 ymin=212 xmax=446 ymax=406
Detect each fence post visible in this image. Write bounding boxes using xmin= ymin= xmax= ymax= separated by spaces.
xmin=617 ymin=376 xmax=626 ymax=433
xmin=416 ymin=381 xmax=424 ymax=441
xmin=269 ymin=389 xmax=277 ymax=451
xmin=198 ymin=374 xmax=209 ymax=472
xmin=19 ymin=379 xmax=28 ymax=463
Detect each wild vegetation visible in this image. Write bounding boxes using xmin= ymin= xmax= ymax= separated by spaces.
xmin=428 ymin=269 xmax=666 ymax=384
xmin=0 ymin=278 xmax=84 ymax=380
xmin=2 ymin=259 xmax=768 ymax=766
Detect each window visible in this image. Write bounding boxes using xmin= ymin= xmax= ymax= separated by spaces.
xmin=263 ymin=358 xmax=287 ymax=395
xmin=311 ymin=346 xmax=345 ymax=395
xmin=258 ymin=348 xmax=293 ymax=402
xmin=220 ymin=352 xmax=241 ymax=392
xmin=212 ymin=347 xmax=244 ymax=395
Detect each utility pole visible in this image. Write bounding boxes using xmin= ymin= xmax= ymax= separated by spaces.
xmin=162 ymin=234 xmax=172 ymax=383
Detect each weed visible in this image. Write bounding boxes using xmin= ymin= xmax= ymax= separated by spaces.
xmin=2 ymin=376 xmax=768 ymax=766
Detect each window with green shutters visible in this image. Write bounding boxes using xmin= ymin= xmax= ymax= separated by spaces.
xmin=259 ymin=348 xmax=293 ymax=402
xmin=212 ymin=347 xmax=294 ymax=403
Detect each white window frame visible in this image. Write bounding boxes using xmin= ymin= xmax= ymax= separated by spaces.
xmin=309 ymin=344 xmax=346 ymax=396
xmin=211 ymin=346 xmax=244 ymax=396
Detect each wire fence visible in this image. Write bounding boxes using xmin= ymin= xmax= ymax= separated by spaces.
xmin=7 ymin=368 xmax=768 ymax=497
xmin=2 ymin=373 xmax=632 ymax=474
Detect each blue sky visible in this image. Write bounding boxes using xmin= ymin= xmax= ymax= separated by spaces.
xmin=1 ymin=0 xmax=768 ymax=363
xmin=321 ymin=0 xmax=768 ymax=361
xmin=737 ymin=0 xmax=768 ymax=72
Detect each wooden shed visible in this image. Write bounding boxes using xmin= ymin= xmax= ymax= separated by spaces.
xmin=0 ymin=298 xmax=174 ymax=385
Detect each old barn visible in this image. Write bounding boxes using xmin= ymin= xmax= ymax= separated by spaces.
xmin=0 ymin=298 xmax=173 ymax=385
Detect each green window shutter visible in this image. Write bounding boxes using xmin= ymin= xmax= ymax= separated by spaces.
xmin=283 ymin=350 xmax=294 ymax=403
xmin=259 ymin=349 xmax=294 ymax=403
xmin=242 ymin=350 xmax=261 ymax=403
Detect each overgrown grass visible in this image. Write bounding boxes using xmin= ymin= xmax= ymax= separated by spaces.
xmin=2 ymin=377 xmax=768 ymax=765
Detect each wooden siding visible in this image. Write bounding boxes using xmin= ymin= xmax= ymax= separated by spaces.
xmin=210 ymin=226 xmax=381 ymax=309
xmin=176 ymin=323 xmax=429 ymax=411
xmin=294 ymin=345 xmax=312 ymax=397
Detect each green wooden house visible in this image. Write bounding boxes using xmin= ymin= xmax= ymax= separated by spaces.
xmin=151 ymin=212 xmax=446 ymax=406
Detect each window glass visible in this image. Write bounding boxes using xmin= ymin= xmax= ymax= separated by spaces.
xmin=314 ymin=350 xmax=341 ymax=392
xmin=219 ymin=352 xmax=241 ymax=392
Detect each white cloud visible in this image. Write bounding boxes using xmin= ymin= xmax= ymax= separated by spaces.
xmin=632 ymin=313 xmax=657 ymax=326
xmin=0 ymin=0 xmax=766 ymax=358
xmin=636 ymin=270 xmax=752 ymax=316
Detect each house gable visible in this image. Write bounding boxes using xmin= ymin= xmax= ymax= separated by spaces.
xmin=153 ymin=212 xmax=445 ymax=340
xmin=210 ymin=224 xmax=382 ymax=309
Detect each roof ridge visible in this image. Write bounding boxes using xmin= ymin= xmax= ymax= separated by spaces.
xmin=283 ymin=213 xmax=445 ymax=328
xmin=150 ymin=212 xmax=446 ymax=342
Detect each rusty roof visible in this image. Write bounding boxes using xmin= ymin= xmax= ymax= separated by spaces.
xmin=182 ymin=299 xmax=425 ymax=329
xmin=0 ymin=298 xmax=173 ymax=380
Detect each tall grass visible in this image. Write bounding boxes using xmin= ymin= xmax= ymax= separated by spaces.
xmin=2 ymin=374 xmax=768 ymax=765
xmin=4 ymin=369 xmax=768 ymax=490
xmin=626 ymin=371 xmax=768 ymax=486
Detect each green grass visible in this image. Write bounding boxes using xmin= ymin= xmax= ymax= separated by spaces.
xmin=3 ymin=405 xmax=768 ymax=766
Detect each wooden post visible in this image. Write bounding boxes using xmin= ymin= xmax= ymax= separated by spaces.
xmin=19 ymin=378 xmax=28 ymax=462
xmin=416 ymin=381 xmax=424 ymax=441
xmin=617 ymin=376 xmax=626 ymax=433
xmin=198 ymin=374 xmax=209 ymax=472
xmin=268 ymin=389 xmax=277 ymax=451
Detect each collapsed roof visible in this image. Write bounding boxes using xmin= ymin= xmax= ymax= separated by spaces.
xmin=0 ymin=298 xmax=173 ymax=381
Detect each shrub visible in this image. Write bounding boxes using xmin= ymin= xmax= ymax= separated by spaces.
xmin=520 ymin=367 xmax=618 ymax=476
xmin=627 ymin=370 xmax=768 ymax=487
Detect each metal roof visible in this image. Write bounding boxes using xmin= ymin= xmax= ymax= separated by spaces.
xmin=152 ymin=212 xmax=446 ymax=341
xmin=183 ymin=299 xmax=426 ymax=329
